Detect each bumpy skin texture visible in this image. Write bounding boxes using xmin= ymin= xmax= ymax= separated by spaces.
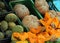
xmin=5 ymin=13 xmax=18 ymax=22
xmin=12 ymin=25 xmax=24 ymax=33
xmin=1 ymin=21 xmax=8 ymax=31
xmin=22 ymin=15 xmax=39 ymax=29
xmin=35 ymin=0 xmax=49 ymax=14
xmin=14 ymin=4 xmax=30 ymax=19
xmin=0 ymin=32 xmax=4 ymax=39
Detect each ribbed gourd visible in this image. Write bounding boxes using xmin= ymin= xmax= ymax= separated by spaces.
xmin=5 ymin=13 xmax=18 ymax=22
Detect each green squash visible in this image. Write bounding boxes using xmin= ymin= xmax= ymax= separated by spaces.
xmin=1 ymin=21 xmax=8 ymax=31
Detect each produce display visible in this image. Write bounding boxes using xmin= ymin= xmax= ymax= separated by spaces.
xmin=0 ymin=0 xmax=60 ymax=43
xmin=11 ymin=12 xmax=60 ymax=43
xmin=35 ymin=0 xmax=60 ymax=18
xmin=0 ymin=13 xmax=24 ymax=41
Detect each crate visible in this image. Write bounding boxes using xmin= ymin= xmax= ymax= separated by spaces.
xmin=9 ymin=0 xmax=43 ymax=19
xmin=0 ymin=11 xmax=29 ymax=43
xmin=9 ymin=0 xmax=43 ymax=31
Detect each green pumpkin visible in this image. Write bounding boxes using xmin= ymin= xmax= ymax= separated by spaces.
xmin=12 ymin=25 xmax=24 ymax=33
xmin=1 ymin=21 xmax=8 ymax=31
xmin=5 ymin=13 xmax=18 ymax=22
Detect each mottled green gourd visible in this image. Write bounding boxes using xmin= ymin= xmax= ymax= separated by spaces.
xmin=12 ymin=25 xmax=24 ymax=33
xmin=5 ymin=13 xmax=18 ymax=22
xmin=6 ymin=30 xmax=12 ymax=37
xmin=1 ymin=21 xmax=8 ymax=31
xmin=0 ymin=32 xmax=4 ymax=39
xmin=8 ymin=22 xmax=16 ymax=29
xmin=0 ymin=1 xmax=5 ymax=9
